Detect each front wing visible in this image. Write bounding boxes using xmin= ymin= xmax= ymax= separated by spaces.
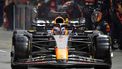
xmin=12 ymin=58 xmax=110 ymax=68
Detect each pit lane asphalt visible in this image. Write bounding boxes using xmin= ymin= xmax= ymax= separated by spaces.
xmin=0 ymin=27 xmax=122 ymax=69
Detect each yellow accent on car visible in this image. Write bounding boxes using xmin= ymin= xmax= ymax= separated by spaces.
xmin=65 ymin=30 xmax=69 ymax=35
xmin=54 ymin=16 xmax=65 ymax=24
xmin=65 ymin=18 xmax=69 ymax=24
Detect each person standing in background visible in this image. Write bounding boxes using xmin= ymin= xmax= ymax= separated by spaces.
xmin=36 ymin=0 xmax=50 ymax=19
xmin=4 ymin=0 xmax=15 ymax=30
xmin=0 ymin=0 xmax=4 ymax=27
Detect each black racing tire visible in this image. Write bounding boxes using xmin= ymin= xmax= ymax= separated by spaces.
xmin=13 ymin=35 xmax=30 ymax=59
xmin=11 ymin=64 xmax=28 ymax=69
xmin=12 ymin=30 xmax=31 ymax=60
xmin=11 ymin=30 xmax=31 ymax=69
xmin=94 ymin=35 xmax=112 ymax=69
xmin=94 ymin=51 xmax=111 ymax=69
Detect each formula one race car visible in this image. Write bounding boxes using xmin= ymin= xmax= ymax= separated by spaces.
xmin=11 ymin=12 xmax=112 ymax=69
xmin=11 ymin=0 xmax=112 ymax=69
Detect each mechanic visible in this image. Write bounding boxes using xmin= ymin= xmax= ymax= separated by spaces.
xmin=116 ymin=1 xmax=122 ymax=24
xmin=111 ymin=0 xmax=122 ymax=50
xmin=62 ymin=0 xmax=83 ymax=19
xmin=4 ymin=0 xmax=15 ymax=30
xmin=36 ymin=0 xmax=50 ymax=19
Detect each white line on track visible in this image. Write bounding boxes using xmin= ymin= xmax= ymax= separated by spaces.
xmin=0 ymin=50 xmax=7 ymax=53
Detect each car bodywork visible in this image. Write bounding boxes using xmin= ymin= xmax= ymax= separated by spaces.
xmin=11 ymin=16 xmax=111 ymax=69
xmin=11 ymin=0 xmax=112 ymax=69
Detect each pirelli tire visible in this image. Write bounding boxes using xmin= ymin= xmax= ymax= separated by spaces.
xmin=14 ymin=34 xmax=30 ymax=59
xmin=11 ymin=30 xmax=31 ymax=69
xmin=94 ymin=35 xmax=112 ymax=69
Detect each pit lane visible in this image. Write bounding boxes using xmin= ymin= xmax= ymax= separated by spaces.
xmin=0 ymin=27 xmax=122 ymax=69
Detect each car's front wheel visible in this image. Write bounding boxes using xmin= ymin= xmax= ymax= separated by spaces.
xmin=11 ymin=30 xmax=31 ymax=69
xmin=94 ymin=35 xmax=112 ymax=69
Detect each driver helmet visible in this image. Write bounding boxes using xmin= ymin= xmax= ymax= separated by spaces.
xmin=53 ymin=24 xmax=61 ymax=35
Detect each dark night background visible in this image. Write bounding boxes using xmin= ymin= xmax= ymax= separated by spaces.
xmin=0 ymin=0 xmax=4 ymax=26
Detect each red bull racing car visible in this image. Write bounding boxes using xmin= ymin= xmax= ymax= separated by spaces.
xmin=11 ymin=15 xmax=111 ymax=69
xmin=11 ymin=0 xmax=112 ymax=69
